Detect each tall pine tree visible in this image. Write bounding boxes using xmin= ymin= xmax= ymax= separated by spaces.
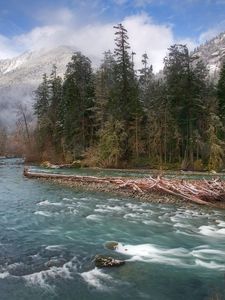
xmin=62 ymin=52 xmax=94 ymax=160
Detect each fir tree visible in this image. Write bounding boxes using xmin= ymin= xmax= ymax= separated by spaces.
xmin=33 ymin=73 xmax=50 ymax=121
xmin=48 ymin=65 xmax=63 ymax=155
xmin=62 ymin=52 xmax=94 ymax=160
xmin=217 ymin=60 xmax=225 ymax=124
xmin=112 ymin=24 xmax=142 ymax=160
xmin=112 ymin=23 xmax=139 ymax=121
xmin=164 ymin=44 xmax=208 ymax=169
xmin=33 ymin=73 xmax=51 ymax=154
xmin=93 ymin=51 xmax=115 ymax=132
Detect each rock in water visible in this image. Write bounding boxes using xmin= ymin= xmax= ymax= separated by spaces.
xmin=105 ymin=241 xmax=119 ymax=250
xmin=94 ymin=255 xmax=125 ymax=268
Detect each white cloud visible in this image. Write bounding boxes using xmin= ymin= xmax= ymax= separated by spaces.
xmin=0 ymin=9 xmax=197 ymax=72
xmin=14 ymin=25 xmax=68 ymax=50
xmin=0 ymin=34 xmax=19 ymax=59
xmin=123 ymin=14 xmax=174 ymax=71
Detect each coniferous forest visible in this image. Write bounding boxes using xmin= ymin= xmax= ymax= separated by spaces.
xmin=32 ymin=24 xmax=225 ymax=171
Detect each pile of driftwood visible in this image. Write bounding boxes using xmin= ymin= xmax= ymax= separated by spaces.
xmin=23 ymin=168 xmax=225 ymax=206
xmin=119 ymin=176 xmax=225 ymax=205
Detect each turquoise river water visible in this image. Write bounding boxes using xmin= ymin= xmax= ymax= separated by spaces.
xmin=0 ymin=159 xmax=225 ymax=300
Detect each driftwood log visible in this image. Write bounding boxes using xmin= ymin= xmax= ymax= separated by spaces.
xmin=23 ymin=168 xmax=225 ymax=206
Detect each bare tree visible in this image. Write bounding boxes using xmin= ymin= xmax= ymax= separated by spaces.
xmin=16 ymin=104 xmax=33 ymax=148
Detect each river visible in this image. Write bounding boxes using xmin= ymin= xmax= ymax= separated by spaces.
xmin=0 ymin=159 xmax=225 ymax=300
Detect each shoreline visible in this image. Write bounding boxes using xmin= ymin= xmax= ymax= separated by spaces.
xmin=43 ymin=177 xmax=183 ymax=204
xmin=24 ymin=168 xmax=225 ymax=209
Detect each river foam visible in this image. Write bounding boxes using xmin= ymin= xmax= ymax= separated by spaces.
xmin=80 ymin=268 xmax=113 ymax=290
xmin=199 ymin=225 xmax=225 ymax=237
xmin=38 ymin=200 xmax=63 ymax=206
xmin=86 ymin=214 xmax=103 ymax=221
xmin=0 ymin=252 xmax=77 ymax=290
xmin=0 ymin=271 xmax=9 ymax=279
xmin=23 ymin=261 xmax=74 ymax=290
xmin=34 ymin=211 xmax=53 ymax=217
xmin=115 ymin=242 xmax=225 ymax=270
xmin=115 ymin=243 xmax=189 ymax=266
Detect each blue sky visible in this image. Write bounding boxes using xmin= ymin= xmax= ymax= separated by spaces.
xmin=0 ymin=0 xmax=225 ymax=70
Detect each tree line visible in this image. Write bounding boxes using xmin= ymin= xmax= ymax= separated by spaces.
xmin=32 ymin=23 xmax=225 ymax=171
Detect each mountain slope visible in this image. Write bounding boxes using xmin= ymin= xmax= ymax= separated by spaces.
xmin=0 ymin=46 xmax=75 ymax=127
xmin=193 ymin=32 xmax=225 ymax=77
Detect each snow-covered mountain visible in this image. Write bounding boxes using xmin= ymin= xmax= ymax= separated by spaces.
xmin=0 ymin=46 xmax=75 ymax=127
xmin=193 ymin=32 xmax=225 ymax=78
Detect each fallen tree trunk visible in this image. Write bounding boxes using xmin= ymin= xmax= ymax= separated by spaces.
xmin=23 ymin=168 xmax=225 ymax=206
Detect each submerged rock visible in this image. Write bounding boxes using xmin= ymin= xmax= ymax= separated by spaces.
xmin=105 ymin=241 xmax=119 ymax=250
xmin=94 ymin=255 xmax=125 ymax=268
